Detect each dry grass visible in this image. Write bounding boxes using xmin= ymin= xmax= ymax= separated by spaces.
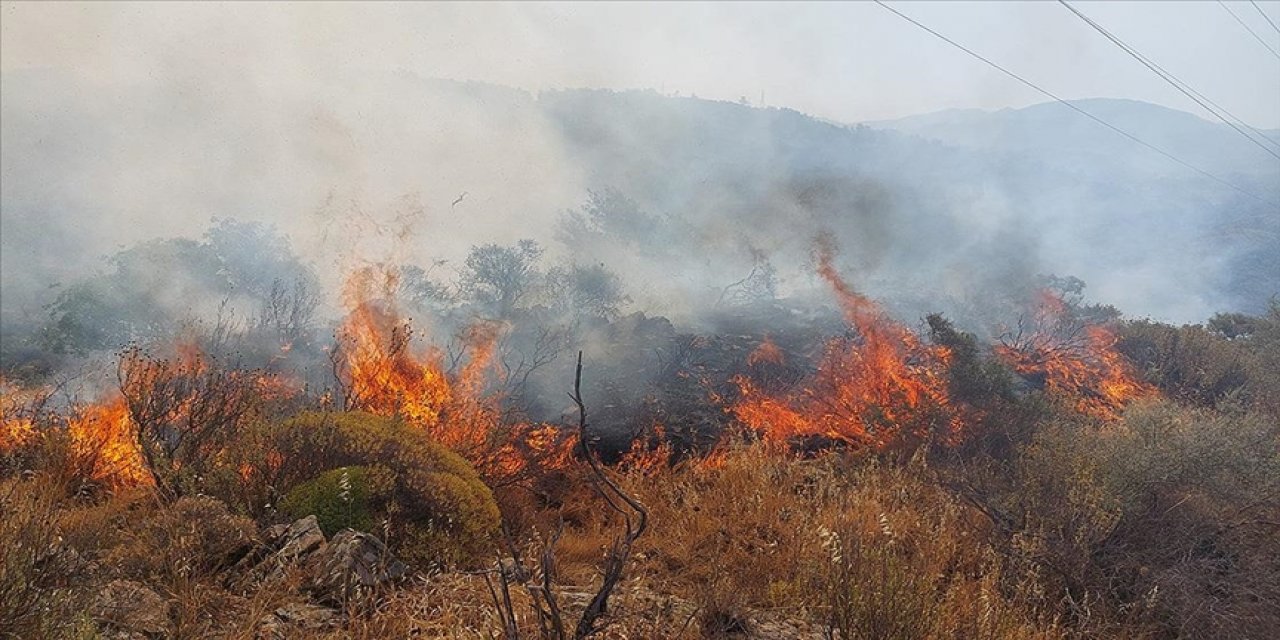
xmin=3 ymin=400 xmax=1275 ymax=639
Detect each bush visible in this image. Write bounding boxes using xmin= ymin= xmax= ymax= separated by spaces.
xmin=1117 ymin=320 xmax=1249 ymax=408
xmin=280 ymin=465 xmax=395 ymax=536
xmin=613 ymin=447 xmax=1062 ymax=639
xmin=972 ymin=400 xmax=1280 ymax=637
xmin=100 ymin=495 xmax=257 ymax=583
xmin=268 ymin=411 xmax=501 ymax=568
xmin=0 ymin=477 xmax=96 ymax=639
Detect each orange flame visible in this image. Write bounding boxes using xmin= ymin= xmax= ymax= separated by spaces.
xmin=0 ymin=378 xmax=38 ymax=453
xmin=996 ymin=290 xmax=1154 ymax=419
xmin=333 ymin=265 xmax=575 ymax=483
xmin=66 ymin=395 xmax=151 ymax=488
xmin=620 ymin=423 xmax=729 ymax=474
xmin=730 ymin=241 xmax=962 ymax=450
xmin=747 ymin=337 xmax=785 ymax=367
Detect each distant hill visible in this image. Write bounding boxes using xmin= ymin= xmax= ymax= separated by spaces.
xmin=3 ymin=71 xmax=1277 ymax=327
xmin=537 ymin=91 xmax=1280 ymax=322
xmin=865 ymin=98 xmax=1280 ymax=182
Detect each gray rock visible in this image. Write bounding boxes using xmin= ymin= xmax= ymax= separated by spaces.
xmin=275 ymin=515 xmax=326 ymax=564
xmin=306 ymin=529 xmax=408 ymax=602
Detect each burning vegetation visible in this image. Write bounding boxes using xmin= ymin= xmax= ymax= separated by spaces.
xmin=995 ymin=289 xmax=1156 ymax=420
xmin=731 ymin=241 xmax=962 ymax=451
xmin=2 ymin=228 xmax=1278 ymax=640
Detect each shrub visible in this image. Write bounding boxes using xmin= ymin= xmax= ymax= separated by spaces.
xmin=100 ymin=495 xmax=257 ymax=583
xmin=1117 ymin=320 xmax=1249 ymax=408
xmin=267 ymin=411 xmax=501 ymax=568
xmin=971 ymin=400 xmax=1280 ymax=637
xmin=0 ymin=476 xmax=95 ymax=639
xmin=614 ymin=447 xmax=1062 ymax=639
xmin=279 ymin=465 xmax=395 ymax=537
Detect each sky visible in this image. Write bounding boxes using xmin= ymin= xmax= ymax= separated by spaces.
xmin=3 ymin=1 xmax=1279 ymax=129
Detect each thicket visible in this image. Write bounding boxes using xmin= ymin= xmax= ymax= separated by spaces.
xmin=2 ymin=296 xmax=1279 ymax=638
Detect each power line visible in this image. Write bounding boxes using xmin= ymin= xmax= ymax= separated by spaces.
xmin=1059 ymin=0 xmax=1280 ymax=160
xmin=872 ymin=1 xmax=1278 ymax=208
xmin=1219 ymin=0 xmax=1280 ymax=61
xmin=1251 ymin=1 xmax=1280 ymax=37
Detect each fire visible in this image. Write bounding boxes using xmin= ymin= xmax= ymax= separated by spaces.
xmin=335 ymin=266 xmax=454 ymax=427
xmin=620 ymin=424 xmax=729 ymax=473
xmin=996 ymin=290 xmax=1154 ymax=419
xmin=333 ymin=265 xmax=574 ymax=483
xmin=0 ymin=378 xmax=39 ymax=453
xmin=747 ymin=337 xmax=785 ymax=367
xmin=730 ymin=241 xmax=962 ymax=450
xmin=1 ymin=377 xmax=150 ymax=488
xmin=66 ymin=396 xmax=150 ymax=488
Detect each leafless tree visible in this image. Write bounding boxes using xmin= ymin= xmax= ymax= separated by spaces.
xmin=116 ymin=345 xmax=259 ymax=499
xmin=483 ymin=352 xmax=648 ymax=639
xmin=258 ymin=277 xmax=320 ymax=348
xmin=570 ymin=351 xmax=648 ymax=637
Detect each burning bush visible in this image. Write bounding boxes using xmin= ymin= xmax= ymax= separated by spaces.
xmin=730 ymin=241 xmax=962 ymax=453
xmin=996 ymin=290 xmax=1155 ymax=420
xmin=330 ymin=265 xmax=576 ymax=488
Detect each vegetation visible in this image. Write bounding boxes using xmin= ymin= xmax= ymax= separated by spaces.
xmin=2 ymin=223 xmax=1278 ymax=638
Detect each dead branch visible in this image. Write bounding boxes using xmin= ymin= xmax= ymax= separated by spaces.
xmin=569 ymin=350 xmax=648 ymax=638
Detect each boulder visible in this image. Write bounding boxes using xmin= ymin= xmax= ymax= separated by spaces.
xmin=306 ymin=529 xmax=408 ymax=602
xmin=275 ymin=515 xmax=327 ymax=564
xmin=91 ymin=579 xmax=169 ymax=637
xmin=232 ymin=515 xmax=327 ymax=590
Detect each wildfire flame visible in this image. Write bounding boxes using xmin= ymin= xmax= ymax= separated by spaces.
xmin=996 ymin=290 xmax=1154 ymax=419
xmin=333 ymin=265 xmax=574 ymax=483
xmin=1 ymin=377 xmax=150 ymax=488
xmin=730 ymin=241 xmax=962 ymax=450
xmin=0 ymin=378 xmax=38 ymax=453
xmin=66 ymin=396 xmax=151 ymax=488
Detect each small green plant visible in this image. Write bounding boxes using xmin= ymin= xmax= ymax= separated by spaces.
xmin=279 ymin=465 xmax=395 ymax=536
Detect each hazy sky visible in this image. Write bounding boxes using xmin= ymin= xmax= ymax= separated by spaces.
xmin=3 ymin=1 xmax=1278 ymax=128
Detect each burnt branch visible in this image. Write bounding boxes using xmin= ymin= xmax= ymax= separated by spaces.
xmin=569 ymin=351 xmax=648 ymax=638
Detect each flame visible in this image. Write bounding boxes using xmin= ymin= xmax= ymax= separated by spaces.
xmin=333 ymin=265 xmax=575 ymax=483
xmin=620 ymin=423 xmax=729 ymax=473
xmin=730 ymin=241 xmax=961 ymax=450
xmin=747 ymin=337 xmax=785 ymax=367
xmin=619 ymin=424 xmax=677 ymax=473
xmin=335 ymin=266 xmax=454 ymax=427
xmin=996 ymin=290 xmax=1154 ymax=419
xmin=2 ymin=378 xmax=148 ymax=487
xmin=0 ymin=378 xmax=38 ymax=452
xmin=66 ymin=395 xmax=151 ymax=488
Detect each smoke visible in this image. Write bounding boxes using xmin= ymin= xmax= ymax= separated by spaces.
xmin=2 ymin=1 xmax=1277 ymax=370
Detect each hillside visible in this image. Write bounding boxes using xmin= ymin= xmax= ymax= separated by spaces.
xmin=3 ymin=76 xmax=1278 ymax=333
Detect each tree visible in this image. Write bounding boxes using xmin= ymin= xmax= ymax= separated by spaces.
xmin=550 ymin=263 xmax=629 ymax=321
xmin=459 ymin=240 xmax=545 ymax=317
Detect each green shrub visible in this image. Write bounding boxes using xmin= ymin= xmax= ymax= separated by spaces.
xmin=269 ymin=411 xmax=501 ymax=568
xmin=279 ymin=465 xmax=395 ymax=537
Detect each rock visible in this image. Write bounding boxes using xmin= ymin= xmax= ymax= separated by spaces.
xmin=275 ymin=515 xmax=327 ymax=564
xmin=264 ymin=522 xmax=292 ymax=544
xmin=234 ymin=515 xmax=328 ymax=589
xmin=306 ymin=529 xmax=408 ymax=602
xmin=91 ymin=580 xmax=170 ymax=636
xmin=257 ymin=602 xmax=337 ymax=639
